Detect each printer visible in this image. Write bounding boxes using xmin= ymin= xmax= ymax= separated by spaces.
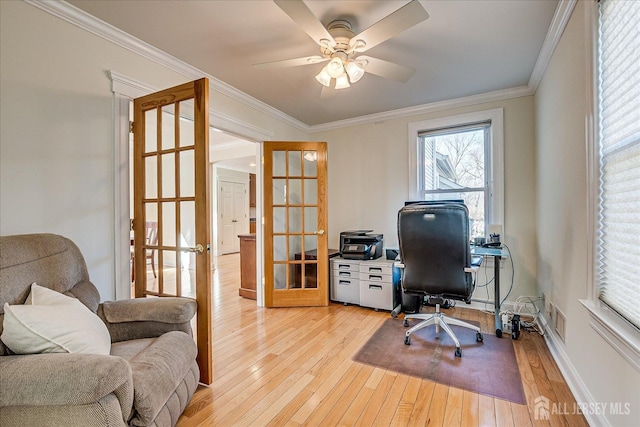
xmin=340 ymin=230 xmax=384 ymax=260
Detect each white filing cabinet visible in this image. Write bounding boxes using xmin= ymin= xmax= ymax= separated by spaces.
xmin=330 ymin=257 xmax=395 ymax=311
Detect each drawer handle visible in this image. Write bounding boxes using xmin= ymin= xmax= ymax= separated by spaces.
xmin=339 ymin=272 xmax=351 ymax=277
xmin=369 ymin=284 xmax=382 ymax=291
xmin=368 ymin=267 xmax=382 ymax=273
xmin=339 ymin=280 xmax=352 ymax=285
xmin=368 ymin=275 xmax=382 ymax=281
xmin=338 ymin=264 xmax=351 ymax=269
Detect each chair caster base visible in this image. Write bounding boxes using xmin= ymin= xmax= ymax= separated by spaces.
xmin=476 ymin=332 xmax=483 ymax=342
xmin=403 ymin=318 xmax=409 ymax=327
xmin=455 ymin=347 xmax=462 ymax=357
xmin=404 ymin=335 xmax=411 ymax=345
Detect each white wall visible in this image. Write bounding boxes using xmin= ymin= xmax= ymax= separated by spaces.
xmin=312 ymin=95 xmax=538 ymax=303
xmin=534 ymin=1 xmax=639 ymax=425
xmin=0 ymin=1 xmax=307 ymax=300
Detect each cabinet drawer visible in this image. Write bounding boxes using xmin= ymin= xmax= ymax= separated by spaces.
xmin=332 ymin=259 xmax=360 ymax=273
xmin=358 ymin=263 xmax=393 ymax=276
xmin=359 ymin=280 xmax=393 ymax=311
xmin=335 ymin=269 xmax=357 ymax=279
xmin=358 ymin=272 xmax=392 ymax=283
xmin=331 ymin=276 xmax=360 ymax=305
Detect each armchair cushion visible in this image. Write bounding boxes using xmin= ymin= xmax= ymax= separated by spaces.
xmin=2 ymin=284 xmax=111 ymax=355
xmin=102 ymin=298 xmax=196 ymax=324
xmin=99 ymin=298 xmax=197 ymax=344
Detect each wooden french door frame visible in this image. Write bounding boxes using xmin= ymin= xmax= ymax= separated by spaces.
xmin=263 ymin=141 xmax=329 ymax=307
xmin=132 ymin=78 xmax=212 ymax=384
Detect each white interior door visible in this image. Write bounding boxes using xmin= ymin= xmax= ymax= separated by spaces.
xmin=219 ymin=180 xmax=247 ymax=254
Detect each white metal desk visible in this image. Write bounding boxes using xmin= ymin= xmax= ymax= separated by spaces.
xmin=471 ymin=245 xmax=509 ymax=337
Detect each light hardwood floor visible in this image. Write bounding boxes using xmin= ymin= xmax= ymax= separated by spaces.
xmin=175 ymin=253 xmax=587 ymax=426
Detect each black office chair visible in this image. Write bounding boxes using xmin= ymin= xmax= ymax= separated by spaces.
xmin=396 ymin=202 xmax=483 ymax=357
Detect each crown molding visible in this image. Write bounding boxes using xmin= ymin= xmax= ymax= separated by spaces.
xmin=308 ymin=85 xmax=533 ymax=133
xmin=528 ymin=0 xmax=577 ymax=92
xmin=25 ymin=0 xmax=308 ymax=133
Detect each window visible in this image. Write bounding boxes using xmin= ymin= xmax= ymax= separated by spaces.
xmin=595 ymin=0 xmax=640 ymax=330
xmin=409 ymin=109 xmax=504 ymax=238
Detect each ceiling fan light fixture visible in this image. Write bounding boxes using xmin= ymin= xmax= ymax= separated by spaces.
xmin=315 ymin=66 xmax=331 ymax=87
xmin=334 ymin=73 xmax=350 ymax=89
xmin=345 ymin=61 xmax=365 ymax=83
xmin=326 ymin=57 xmax=344 ymax=78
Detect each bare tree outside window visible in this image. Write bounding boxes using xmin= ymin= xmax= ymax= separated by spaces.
xmin=420 ymin=126 xmax=488 ymax=237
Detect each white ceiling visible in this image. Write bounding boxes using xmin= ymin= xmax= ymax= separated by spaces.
xmin=67 ymin=0 xmax=559 ymax=127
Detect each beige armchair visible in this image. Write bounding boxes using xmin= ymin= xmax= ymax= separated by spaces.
xmin=0 ymin=234 xmax=199 ymax=427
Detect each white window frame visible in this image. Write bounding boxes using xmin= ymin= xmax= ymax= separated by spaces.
xmin=580 ymin=0 xmax=640 ymax=371
xmin=408 ymin=108 xmax=504 ymax=230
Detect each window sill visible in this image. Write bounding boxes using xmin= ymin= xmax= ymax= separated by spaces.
xmin=580 ymin=299 xmax=640 ymax=372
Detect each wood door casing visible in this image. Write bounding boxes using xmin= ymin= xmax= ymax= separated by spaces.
xmin=264 ymin=141 xmax=328 ymax=307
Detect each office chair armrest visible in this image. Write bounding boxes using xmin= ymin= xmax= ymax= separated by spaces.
xmin=394 ymin=262 xmax=405 ymax=269
xmin=464 ymin=266 xmax=480 ymax=273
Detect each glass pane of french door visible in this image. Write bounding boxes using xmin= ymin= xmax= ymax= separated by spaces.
xmin=137 ymin=102 xmax=198 ymax=298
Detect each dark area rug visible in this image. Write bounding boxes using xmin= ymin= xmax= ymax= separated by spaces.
xmin=353 ymin=318 xmax=525 ymax=404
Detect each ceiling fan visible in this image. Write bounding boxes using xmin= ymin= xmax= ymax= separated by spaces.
xmin=254 ymin=0 xmax=429 ymax=90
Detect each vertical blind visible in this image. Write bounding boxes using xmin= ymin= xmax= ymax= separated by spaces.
xmin=597 ymin=0 xmax=640 ymax=328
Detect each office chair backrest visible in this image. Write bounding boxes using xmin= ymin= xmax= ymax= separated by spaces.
xmin=397 ymin=202 xmax=473 ymax=300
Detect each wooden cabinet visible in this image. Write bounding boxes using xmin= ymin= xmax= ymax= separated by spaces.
xmin=249 ymin=173 xmax=256 ymax=207
xmin=238 ymin=234 xmax=256 ymax=299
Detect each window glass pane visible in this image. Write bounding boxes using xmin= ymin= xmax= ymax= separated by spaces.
xmin=145 ymin=155 xmax=157 ymax=198
xmin=273 ymin=179 xmax=286 ymax=204
xmin=421 ymin=128 xmax=485 ymax=192
xmin=273 ymin=236 xmax=286 ymax=261
xmin=289 ymin=151 xmax=302 ymax=176
xmin=304 ymin=207 xmax=317 ymax=232
xmin=289 ymin=235 xmax=301 ymax=261
xmin=161 ymin=106 xmax=175 ymax=150
xmin=179 ymin=108 xmax=194 ymax=148
xmin=159 ymin=250 xmax=177 ymax=295
xmin=288 ymin=179 xmax=302 ymax=204
xmin=304 ymin=179 xmax=317 ymax=204
xmin=274 ymin=264 xmax=286 ymax=289
xmin=161 ymin=153 xmax=175 ymax=198
xmin=289 ymin=207 xmax=302 ymax=233
xmin=144 ymin=109 xmax=157 ymax=153
xmin=273 ymin=207 xmax=286 ymax=233
xmin=179 ymin=150 xmax=195 ymax=198
xmin=162 ymin=202 xmax=176 ymax=247
xmin=273 ymin=151 xmax=286 ymax=176
xmin=303 ymin=151 xmax=318 ymax=176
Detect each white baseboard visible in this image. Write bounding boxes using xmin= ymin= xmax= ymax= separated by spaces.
xmin=541 ymin=319 xmax=608 ymax=427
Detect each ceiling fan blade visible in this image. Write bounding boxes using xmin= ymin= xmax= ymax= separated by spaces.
xmin=274 ymin=0 xmax=336 ymax=46
xmin=359 ymin=55 xmax=416 ymax=83
xmin=351 ymin=0 xmax=429 ymax=52
xmin=253 ymin=55 xmax=328 ymax=69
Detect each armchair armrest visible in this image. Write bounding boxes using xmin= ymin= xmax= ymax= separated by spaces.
xmin=0 ymin=353 xmax=133 ymax=415
xmin=98 ymin=297 xmax=197 ymax=343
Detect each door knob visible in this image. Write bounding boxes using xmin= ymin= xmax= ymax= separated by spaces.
xmin=183 ymin=244 xmax=204 ymax=254
xmin=314 ymin=229 xmax=325 ymax=235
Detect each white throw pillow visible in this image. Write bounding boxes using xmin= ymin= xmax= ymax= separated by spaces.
xmin=1 ymin=283 xmax=111 ymax=355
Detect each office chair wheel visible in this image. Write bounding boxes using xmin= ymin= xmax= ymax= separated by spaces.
xmin=476 ymin=332 xmax=483 ymax=342
xmin=404 ymin=335 xmax=411 ymax=345
xmin=455 ymin=347 xmax=462 ymax=357
xmin=403 ymin=318 xmax=409 ymax=327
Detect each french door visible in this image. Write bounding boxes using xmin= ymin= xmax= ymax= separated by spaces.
xmin=264 ymin=141 xmax=329 ymax=307
xmin=132 ymin=78 xmax=212 ymax=384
